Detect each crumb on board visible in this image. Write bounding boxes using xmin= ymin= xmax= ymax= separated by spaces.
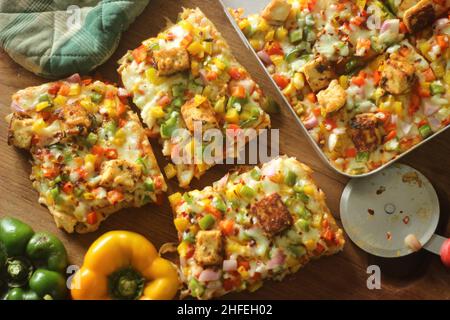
xmin=386 ymin=232 xmax=392 ymax=240
xmin=402 ymin=216 xmax=410 ymax=225
xmin=376 ymin=186 xmax=386 ymax=195
xmin=368 ymin=209 xmax=375 ymax=215
xmin=402 ymin=171 xmax=423 ymax=187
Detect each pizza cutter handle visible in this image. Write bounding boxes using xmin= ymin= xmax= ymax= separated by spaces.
xmin=439 ymin=238 xmax=450 ymax=268
xmin=424 ymin=235 xmax=450 ymax=268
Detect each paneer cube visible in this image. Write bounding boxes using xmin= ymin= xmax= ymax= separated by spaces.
xmin=261 ymin=0 xmax=292 ymax=25
xmin=403 ymin=0 xmax=436 ymax=33
xmin=349 ymin=113 xmax=382 ymax=152
xmin=59 ymin=104 xmax=91 ymax=134
xmin=250 ymin=193 xmax=293 ymax=237
xmin=317 ymin=80 xmax=347 ymax=114
xmin=7 ymin=115 xmax=34 ymax=149
xmin=153 ymin=47 xmax=190 ymax=76
xmin=380 ymin=52 xmax=416 ymax=95
xmin=99 ymin=159 xmax=142 ymax=190
xmin=194 ymin=230 xmax=223 ymax=266
xmin=181 ymin=95 xmax=218 ymax=132
xmin=301 ymin=57 xmax=336 ymax=92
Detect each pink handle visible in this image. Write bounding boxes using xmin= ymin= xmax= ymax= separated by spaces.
xmin=440 ymin=238 xmax=450 ymax=268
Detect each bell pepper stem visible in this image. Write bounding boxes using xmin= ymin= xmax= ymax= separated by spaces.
xmin=108 ymin=268 xmax=145 ymax=300
xmin=6 ymin=257 xmax=33 ymax=287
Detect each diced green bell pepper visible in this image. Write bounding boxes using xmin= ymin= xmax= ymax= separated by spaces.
xmin=239 ymin=185 xmax=256 ymax=199
xmin=144 ymin=179 xmax=154 ymax=192
xmin=430 ymin=82 xmax=445 ymax=95
xmin=90 ymin=92 xmax=104 ymax=104
xmin=198 ymin=214 xmax=216 ymax=230
xmin=284 ymin=170 xmax=297 ymax=186
xmin=356 ymin=151 xmax=369 ymax=163
xmin=419 ymin=124 xmax=432 ymax=138
xmin=289 ymin=29 xmax=303 ymax=43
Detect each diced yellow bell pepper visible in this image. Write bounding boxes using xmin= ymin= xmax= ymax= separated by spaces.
xmin=356 ymin=0 xmax=367 ymax=11
xmin=191 ymin=60 xmax=200 ymax=76
xmin=173 ymin=217 xmax=189 ymax=233
xmin=258 ymin=20 xmax=270 ymax=32
xmin=197 ymin=162 xmax=209 ymax=174
xmin=53 ymin=95 xmax=67 ymax=106
xmin=304 ymin=239 xmax=317 ymax=251
xmin=293 ymin=72 xmax=305 ymax=90
xmin=270 ymin=55 xmax=284 ymax=67
xmin=168 ymin=192 xmax=182 ymax=208
xmin=225 ymin=108 xmax=239 ymax=124
xmin=187 ymin=41 xmax=204 ymax=56
xmin=275 ymin=27 xmax=288 ymax=41
xmin=214 ymin=97 xmax=226 ymax=114
xmin=145 ymin=67 xmax=163 ymax=85
xmin=238 ymin=19 xmax=250 ymax=32
xmin=237 ymin=266 xmax=249 ymax=279
xmin=32 ymin=119 xmax=47 ymax=133
xmin=339 ymin=75 xmax=349 ymax=89
xmin=418 ymin=41 xmax=431 ymax=58
xmin=265 ymin=30 xmax=275 ymax=42
xmin=179 ymin=20 xmax=193 ymax=32
xmin=250 ymin=39 xmax=263 ymax=51
xmin=68 ymin=84 xmax=81 ymax=96
xmin=311 ymin=214 xmax=322 ymax=228
xmin=303 ymin=184 xmax=315 ymax=196
xmin=80 ymin=98 xmax=97 ymax=113
xmin=35 ymin=101 xmax=50 ymax=112
xmin=213 ymin=58 xmax=226 ymax=71
xmin=164 ymin=163 xmax=177 ymax=179
xmin=150 ymin=106 xmax=165 ymax=119
xmin=83 ymin=192 xmax=95 ymax=200
xmin=282 ymin=82 xmax=296 ymax=96
xmin=84 ymin=154 xmax=97 ymax=172
xmin=177 ymin=241 xmax=190 ymax=258
xmin=393 ymin=101 xmax=403 ymax=117
xmin=113 ymin=129 xmax=126 ymax=146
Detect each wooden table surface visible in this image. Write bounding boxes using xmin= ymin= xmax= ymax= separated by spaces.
xmin=0 ymin=0 xmax=449 ymax=300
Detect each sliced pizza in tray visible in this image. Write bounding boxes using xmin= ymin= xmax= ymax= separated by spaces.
xmin=7 ymin=76 xmax=166 ymax=233
xmin=118 ymin=8 xmax=272 ymax=188
xmin=169 ymin=156 xmax=345 ymax=299
xmin=299 ymin=40 xmax=449 ymax=174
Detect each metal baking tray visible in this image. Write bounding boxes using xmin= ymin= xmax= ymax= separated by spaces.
xmin=219 ymin=0 xmax=450 ymax=178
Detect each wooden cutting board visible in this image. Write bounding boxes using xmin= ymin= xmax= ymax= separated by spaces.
xmin=0 ymin=0 xmax=448 ymax=299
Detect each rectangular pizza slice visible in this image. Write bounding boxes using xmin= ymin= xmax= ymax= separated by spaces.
xmin=231 ymin=0 xmax=406 ymax=94
xmin=299 ymin=40 xmax=449 ymax=174
xmin=169 ymin=156 xmax=345 ymax=299
xmin=6 ymin=76 xmax=166 ymax=233
xmin=118 ymin=8 xmax=272 ymax=188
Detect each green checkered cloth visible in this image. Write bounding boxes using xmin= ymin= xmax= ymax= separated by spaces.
xmin=0 ymin=0 xmax=149 ymax=79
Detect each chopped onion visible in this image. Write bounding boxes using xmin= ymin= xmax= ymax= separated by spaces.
xmin=11 ymin=101 xmax=25 ymax=113
xmin=198 ymin=269 xmax=220 ymax=282
xmin=380 ymin=19 xmax=399 ymax=34
xmin=66 ymin=73 xmax=81 ymax=83
xmin=428 ymin=116 xmax=441 ymax=132
xmin=267 ymin=250 xmax=285 ymax=269
xmin=400 ymin=121 xmax=413 ymax=135
xmin=238 ymin=79 xmax=256 ymax=94
xmin=303 ymin=114 xmax=318 ymax=129
xmin=222 ymin=259 xmax=237 ymax=272
xmin=424 ymin=102 xmax=440 ymax=116
xmin=257 ymin=50 xmax=272 ymax=66
xmin=328 ymin=133 xmax=338 ymax=151
xmin=118 ymin=88 xmax=130 ymax=98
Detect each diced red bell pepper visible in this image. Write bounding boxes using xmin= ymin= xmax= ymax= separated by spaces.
xmin=273 ymin=74 xmax=290 ymax=89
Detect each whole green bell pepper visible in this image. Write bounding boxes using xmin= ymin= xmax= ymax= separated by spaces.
xmin=0 ymin=217 xmax=68 ymax=300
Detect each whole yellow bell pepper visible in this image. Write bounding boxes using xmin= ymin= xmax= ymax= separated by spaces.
xmin=71 ymin=231 xmax=179 ymax=300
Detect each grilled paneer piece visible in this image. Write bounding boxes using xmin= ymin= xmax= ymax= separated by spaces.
xmin=349 ymin=113 xmax=382 ymax=152
xmin=153 ymin=47 xmax=190 ymax=76
xmin=380 ymin=53 xmax=416 ymax=95
xmin=251 ymin=193 xmax=293 ymax=237
xmin=7 ymin=114 xmax=34 ymax=149
xmin=261 ymin=0 xmax=292 ymax=25
xmin=317 ymin=80 xmax=347 ymax=114
xmin=403 ymin=0 xmax=436 ymax=33
xmin=99 ymin=159 xmax=143 ymax=190
xmin=194 ymin=230 xmax=223 ymax=266
xmin=181 ymin=96 xmax=219 ymax=132
xmin=59 ymin=104 xmax=91 ymax=135
xmin=302 ymin=57 xmax=336 ymax=92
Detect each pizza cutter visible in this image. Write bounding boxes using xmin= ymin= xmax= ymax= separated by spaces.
xmin=340 ymin=163 xmax=450 ymax=267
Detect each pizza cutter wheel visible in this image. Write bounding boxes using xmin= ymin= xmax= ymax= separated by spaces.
xmin=340 ymin=163 xmax=450 ymax=267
